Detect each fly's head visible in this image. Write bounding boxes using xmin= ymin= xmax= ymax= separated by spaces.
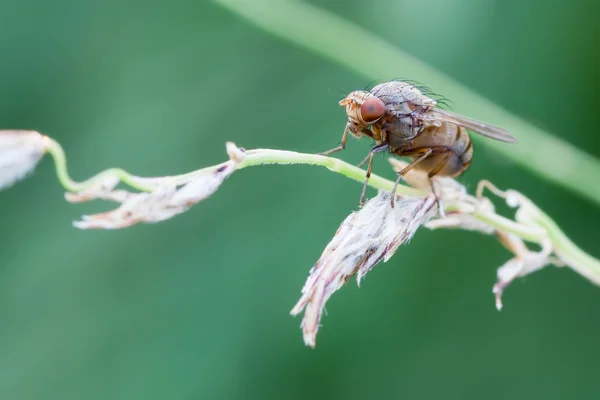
xmin=339 ymin=90 xmax=386 ymax=138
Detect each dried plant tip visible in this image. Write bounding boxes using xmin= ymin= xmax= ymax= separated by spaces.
xmin=170 ymin=162 xmax=235 ymax=205
xmin=73 ymin=186 xmax=180 ymax=229
xmin=291 ymin=191 xmax=436 ymax=347
xmin=72 ymin=141 xmax=245 ymax=229
xmin=493 ymin=232 xmax=555 ymax=310
xmin=65 ymin=176 xmax=124 ymax=203
xmin=73 ymin=160 xmax=237 ymax=229
xmin=226 ymin=141 xmax=246 ymax=164
xmin=0 ymin=130 xmax=46 ymax=190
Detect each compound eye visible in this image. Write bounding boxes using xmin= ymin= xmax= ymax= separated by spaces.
xmin=360 ymin=97 xmax=385 ymax=123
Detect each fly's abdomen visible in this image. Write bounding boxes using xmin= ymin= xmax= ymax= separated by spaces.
xmin=440 ymin=126 xmax=473 ymax=177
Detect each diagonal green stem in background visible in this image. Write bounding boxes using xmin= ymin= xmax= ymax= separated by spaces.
xmin=213 ymin=0 xmax=600 ymax=208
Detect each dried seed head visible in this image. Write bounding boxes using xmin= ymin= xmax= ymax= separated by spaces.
xmin=0 ymin=130 xmax=46 ymax=190
xmin=291 ymin=191 xmax=436 ymax=347
xmin=170 ymin=164 xmax=234 ymax=206
xmin=72 ymin=142 xmax=245 ymax=229
xmin=65 ymin=176 xmax=123 ymax=203
xmin=73 ymin=185 xmax=179 ymax=229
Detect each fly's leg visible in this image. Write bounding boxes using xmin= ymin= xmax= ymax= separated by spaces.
xmin=319 ymin=128 xmax=348 ymax=156
xmin=390 ymin=148 xmax=433 ymax=208
xmin=359 ymin=143 xmax=389 ymax=207
xmin=357 ymin=152 xmax=372 ymax=168
xmin=426 ymin=151 xmax=453 ymax=217
xmin=359 ymin=152 xmax=375 ymax=208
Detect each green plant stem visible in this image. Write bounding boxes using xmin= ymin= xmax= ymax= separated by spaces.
xmin=237 ymin=149 xmax=424 ymax=196
xmin=43 ymin=136 xmax=600 ymax=283
xmin=44 ymin=137 xmax=157 ymax=193
xmin=474 ymin=211 xmax=546 ymax=243
xmin=212 ymin=0 xmax=600 ymax=208
xmin=45 ymin=137 xmax=423 ymax=197
xmin=534 ymin=209 xmax=600 ymax=284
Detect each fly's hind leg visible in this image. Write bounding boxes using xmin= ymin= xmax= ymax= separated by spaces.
xmin=390 ymin=149 xmax=433 ymax=208
xmin=359 ymin=143 xmax=389 ymax=207
xmin=426 ymin=150 xmax=453 ymax=217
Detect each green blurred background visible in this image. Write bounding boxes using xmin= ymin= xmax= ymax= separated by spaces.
xmin=1 ymin=0 xmax=599 ymax=399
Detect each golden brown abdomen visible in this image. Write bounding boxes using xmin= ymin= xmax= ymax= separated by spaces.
xmin=402 ymin=123 xmax=473 ymax=178
xmin=439 ymin=125 xmax=473 ymax=177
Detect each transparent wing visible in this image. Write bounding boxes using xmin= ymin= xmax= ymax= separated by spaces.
xmin=424 ymin=108 xmax=517 ymax=143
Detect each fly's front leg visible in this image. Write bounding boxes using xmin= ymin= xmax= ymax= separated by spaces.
xmin=359 ymin=152 xmax=375 ymax=208
xmin=359 ymin=143 xmax=389 ymax=207
xmin=319 ymin=126 xmax=348 ymax=156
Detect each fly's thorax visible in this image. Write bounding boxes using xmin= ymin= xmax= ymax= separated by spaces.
xmin=369 ymin=81 xmax=436 ymax=112
xmin=381 ymin=115 xmax=415 ymax=149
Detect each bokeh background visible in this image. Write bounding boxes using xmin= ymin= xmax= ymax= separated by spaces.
xmin=1 ymin=0 xmax=599 ymax=399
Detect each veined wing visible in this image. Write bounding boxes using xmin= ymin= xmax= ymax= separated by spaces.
xmin=424 ymin=108 xmax=517 ymax=143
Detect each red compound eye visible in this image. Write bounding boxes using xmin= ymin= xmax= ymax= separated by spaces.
xmin=360 ymin=97 xmax=385 ymax=123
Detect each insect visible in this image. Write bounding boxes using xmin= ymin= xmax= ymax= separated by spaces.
xmin=321 ymin=80 xmax=517 ymax=207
